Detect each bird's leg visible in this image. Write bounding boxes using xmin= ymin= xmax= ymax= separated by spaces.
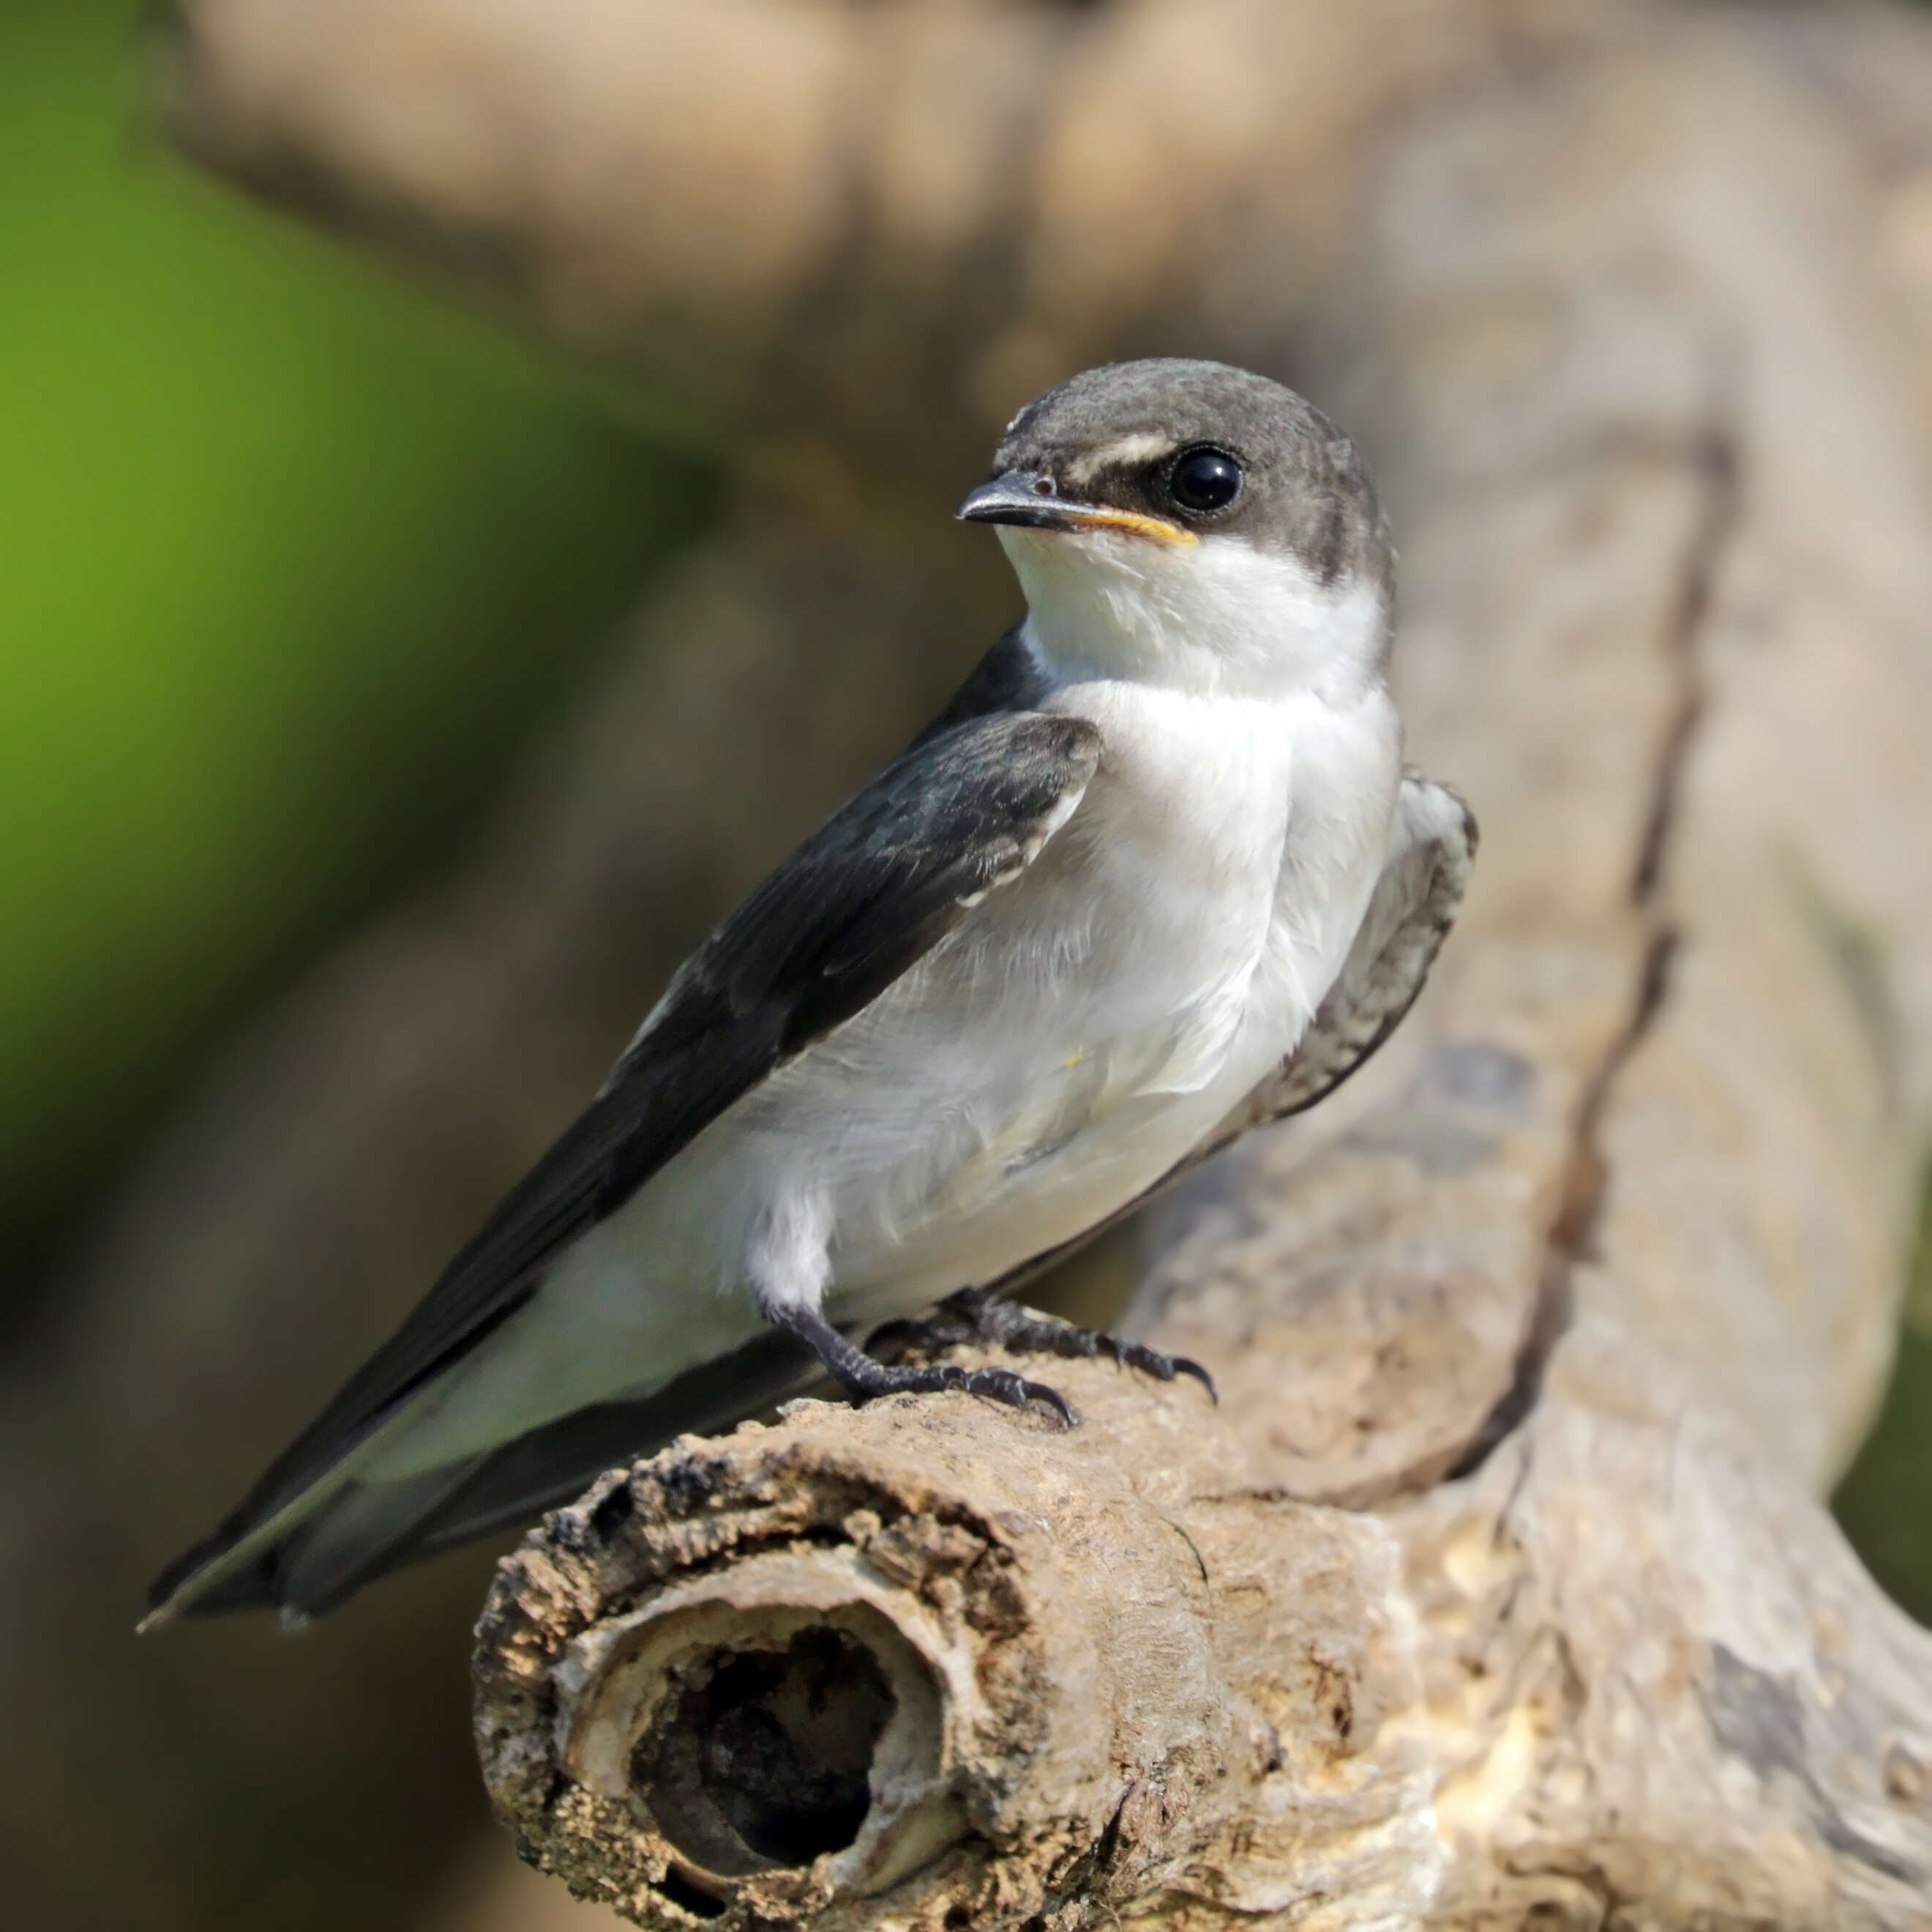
xmin=763 ymin=1298 xmax=1077 ymax=1426
xmin=870 ymin=1286 xmax=1217 ymax=1400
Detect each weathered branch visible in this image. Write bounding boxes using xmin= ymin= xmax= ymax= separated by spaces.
xmin=460 ymin=12 xmax=1932 ymax=1925
xmin=160 ymin=0 xmax=1458 ymax=471
xmin=95 ymin=1 xmax=1932 ymax=1925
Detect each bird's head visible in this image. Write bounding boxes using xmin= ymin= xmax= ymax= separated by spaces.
xmin=960 ymin=359 xmax=1393 ymax=702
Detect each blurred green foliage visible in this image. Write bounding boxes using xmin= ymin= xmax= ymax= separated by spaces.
xmin=0 ymin=1 xmax=714 ymax=1279
xmin=1832 ymin=1164 xmax=1932 ymax=1625
xmin=1835 ymin=1329 xmax=1932 ymax=1622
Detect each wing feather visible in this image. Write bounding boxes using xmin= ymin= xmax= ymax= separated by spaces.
xmin=146 ymin=705 xmax=1098 ymax=1621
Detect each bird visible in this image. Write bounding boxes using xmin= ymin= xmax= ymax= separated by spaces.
xmin=143 ymin=358 xmax=1475 ymax=1629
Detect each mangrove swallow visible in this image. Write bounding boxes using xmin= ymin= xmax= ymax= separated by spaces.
xmin=145 ymin=359 xmax=1475 ymax=1628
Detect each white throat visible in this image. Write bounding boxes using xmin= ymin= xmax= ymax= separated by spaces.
xmin=1000 ymin=525 xmax=1388 ymax=703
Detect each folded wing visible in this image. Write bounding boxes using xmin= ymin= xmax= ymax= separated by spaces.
xmin=145 ymin=709 xmax=1101 ymax=1623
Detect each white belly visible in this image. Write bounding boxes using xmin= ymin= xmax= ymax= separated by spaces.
xmin=371 ymin=678 xmax=1399 ymax=1476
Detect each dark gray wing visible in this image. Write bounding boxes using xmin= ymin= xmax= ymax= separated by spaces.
xmin=146 ymin=705 xmax=1098 ymax=1620
xmin=171 ymin=1329 xmax=828 ymax=1620
xmin=978 ymin=770 xmax=1477 ymax=1301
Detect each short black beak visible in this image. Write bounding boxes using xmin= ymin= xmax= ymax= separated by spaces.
xmin=956 ymin=471 xmax=1077 ymax=532
xmin=956 ymin=470 xmax=1197 ymax=546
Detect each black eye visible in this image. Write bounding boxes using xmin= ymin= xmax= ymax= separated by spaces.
xmin=1168 ymin=447 xmax=1244 ymax=514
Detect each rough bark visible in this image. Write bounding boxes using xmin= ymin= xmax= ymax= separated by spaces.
xmin=72 ymin=0 xmax=1932 ymax=1925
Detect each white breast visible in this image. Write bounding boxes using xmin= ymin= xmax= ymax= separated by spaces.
xmin=789 ymin=668 xmax=1399 ymax=1320
xmin=370 ymin=654 xmax=1400 ymax=1478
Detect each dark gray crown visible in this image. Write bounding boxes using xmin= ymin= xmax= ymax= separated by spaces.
xmin=992 ymin=359 xmax=1391 ymax=596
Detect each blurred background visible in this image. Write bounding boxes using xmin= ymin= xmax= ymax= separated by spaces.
xmin=3 ymin=1 xmax=1928 ymax=1928
xmin=4 ymin=6 xmax=712 ymax=1928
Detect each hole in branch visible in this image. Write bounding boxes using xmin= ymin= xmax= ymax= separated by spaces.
xmin=632 ymin=1628 xmax=896 ymax=1874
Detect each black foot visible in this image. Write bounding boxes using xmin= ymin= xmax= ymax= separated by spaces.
xmin=766 ymin=1300 xmax=1077 ymax=1426
xmin=869 ymin=1287 xmax=1217 ymax=1402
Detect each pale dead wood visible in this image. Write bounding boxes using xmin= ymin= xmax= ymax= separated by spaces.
xmin=149 ymin=1 xmax=1932 ymax=1926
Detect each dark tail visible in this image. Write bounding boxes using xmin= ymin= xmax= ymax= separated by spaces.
xmin=144 ymin=1328 xmax=824 ymax=1625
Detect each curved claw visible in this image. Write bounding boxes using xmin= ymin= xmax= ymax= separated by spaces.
xmin=1010 ymin=1374 xmax=1080 ymax=1428
xmin=1175 ymin=1355 xmax=1218 ymax=1404
xmin=1098 ymin=1335 xmax=1218 ymax=1404
xmin=768 ymin=1301 xmax=1077 ymax=1428
xmin=869 ymin=1293 xmax=1215 ymax=1407
xmin=1154 ymin=1351 xmax=1218 ymax=1404
xmin=949 ymin=1363 xmax=1079 ymax=1427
